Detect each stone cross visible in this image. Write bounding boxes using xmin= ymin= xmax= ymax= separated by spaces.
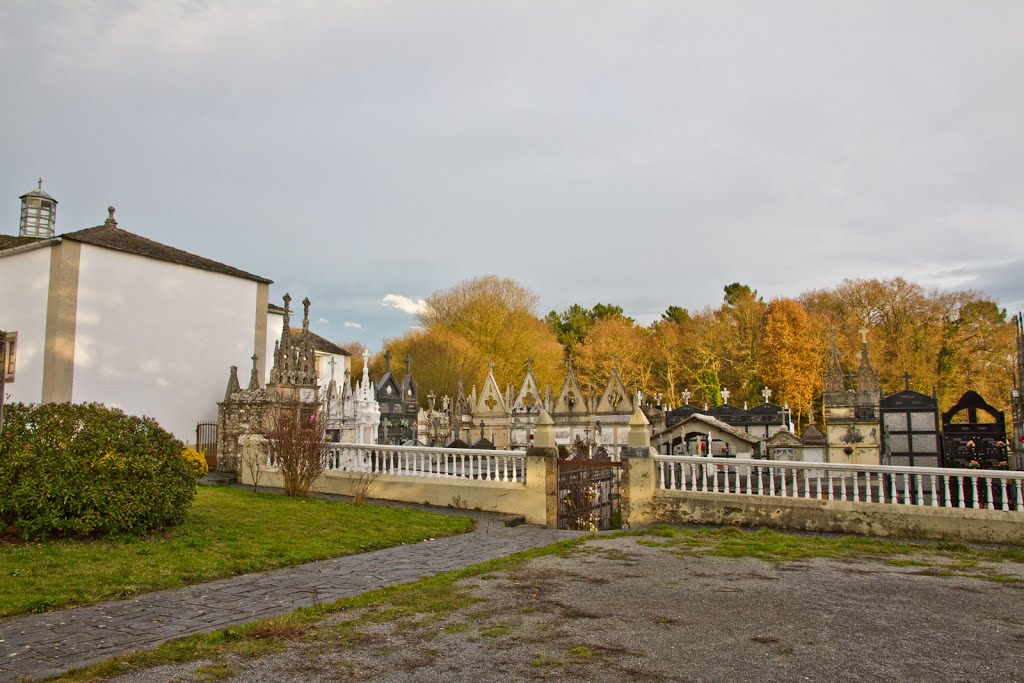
xmin=681 ymin=389 xmax=692 ymax=404
xmin=903 ymin=372 xmax=911 ymax=390
xmin=328 ymin=356 xmax=336 ymax=382
xmin=37 ymin=177 xmax=43 ymax=190
xmin=302 ymin=297 xmax=311 ymax=330
xmin=860 ymin=326 xmax=869 ymax=344
xmin=720 ymin=387 xmax=731 ymax=404
xmin=488 ymin=360 xmax=495 ymax=372
xmin=761 ymin=386 xmax=772 ymax=403
xmin=565 ymin=352 xmax=574 ymax=373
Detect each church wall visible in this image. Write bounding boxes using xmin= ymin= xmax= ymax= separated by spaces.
xmin=264 ymin=310 xmax=283 ymax=385
xmin=73 ymin=244 xmax=262 ymax=442
xmin=0 ymin=246 xmax=51 ymax=403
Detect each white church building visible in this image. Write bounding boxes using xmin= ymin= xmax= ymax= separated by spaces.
xmin=0 ymin=182 xmax=277 ymax=443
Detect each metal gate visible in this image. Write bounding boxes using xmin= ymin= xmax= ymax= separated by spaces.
xmin=557 ymin=459 xmax=622 ymax=531
xmin=195 ymin=421 xmax=218 ymax=468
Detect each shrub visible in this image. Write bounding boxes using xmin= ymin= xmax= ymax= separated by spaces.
xmin=263 ymin=404 xmax=328 ymax=497
xmin=181 ymin=447 xmax=209 ymax=478
xmin=0 ymin=402 xmax=197 ymax=540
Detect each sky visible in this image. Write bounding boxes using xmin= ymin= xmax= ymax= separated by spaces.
xmin=2 ymin=1 xmax=1022 ymax=350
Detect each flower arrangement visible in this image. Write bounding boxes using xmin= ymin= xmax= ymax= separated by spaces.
xmin=967 ymin=459 xmax=981 ymax=469
xmin=966 ymin=439 xmax=976 ymax=449
xmin=843 ymin=446 xmax=854 ymax=456
xmin=996 ymin=460 xmax=1009 ymax=470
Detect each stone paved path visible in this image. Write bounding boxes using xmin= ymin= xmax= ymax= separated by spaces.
xmin=0 ymin=509 xmax=580 ymax=682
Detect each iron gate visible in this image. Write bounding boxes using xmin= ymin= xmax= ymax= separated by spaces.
xmin=557 ymin=459 xmax=622 ymax=531
xmin=196 ymin=421 xmax=218 ymax=467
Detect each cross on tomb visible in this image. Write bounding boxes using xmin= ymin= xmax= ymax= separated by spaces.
xmin=720 ymin=387 xmax=731 ymax=404
xmin=328 ymin=356 xmax=337 ymax=382
xmin=860 ymin=326 xmax=869 ymax=344
xmin=903 ymin=372 xmax=912 ymax=391
xmin=761 ymin=386 xmax=772 ymax=403
xmin=37 ymin=177 xmax=43 ymax=190
xmin=681 ymin=389 xmax=692 ymax=404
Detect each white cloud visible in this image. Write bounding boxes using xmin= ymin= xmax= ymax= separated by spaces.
xmin=318 ymin=317 xmax=329 ymax=325
xmin=382 ymin=294 xmax=429 ymax=316
xmin=344 ymin=321 xmax=363 ymax=329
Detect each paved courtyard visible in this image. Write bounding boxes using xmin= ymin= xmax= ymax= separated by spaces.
xmin=109 ymin=534 xmax=1024 ymax=683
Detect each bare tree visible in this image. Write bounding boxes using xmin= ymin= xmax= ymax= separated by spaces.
xmin=263 ymin=403 xmax=328 ymax=497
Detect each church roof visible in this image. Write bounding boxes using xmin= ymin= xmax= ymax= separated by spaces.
xmin=0 ymin=235 xmax=43 ymax=251
xmin=60 ymin=223 xmax=272 ymax=284
xmin=287 ymin=328 xmax=350 ymax=356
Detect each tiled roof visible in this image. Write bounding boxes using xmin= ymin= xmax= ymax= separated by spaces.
xmin=62 ymin=224 xmax=272 ymax=284
xmin=287 ymin=328 xmax=350 ymax=356
xmin=0 ymin=235 xmax=46 ymax=252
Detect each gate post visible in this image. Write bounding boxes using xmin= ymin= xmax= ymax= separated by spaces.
xmin=526 ymin=408 xmax=559 ymax=528
xmin=620 ymin=449 xmax=657 ymax=528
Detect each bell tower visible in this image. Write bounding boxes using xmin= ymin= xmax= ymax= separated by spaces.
xmin=19 ymin=178 xmax=57 ymax=238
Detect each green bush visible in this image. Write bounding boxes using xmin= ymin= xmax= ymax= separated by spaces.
xmin=0 ymin=402 xmax=197 ymax=540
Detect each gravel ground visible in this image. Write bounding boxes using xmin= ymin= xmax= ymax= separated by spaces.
xmin=110 ymin=536 xmax=1024 ymax=682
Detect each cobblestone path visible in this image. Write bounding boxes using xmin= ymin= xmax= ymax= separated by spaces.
xmin=0 ymin=510 xmax=580 ymax=682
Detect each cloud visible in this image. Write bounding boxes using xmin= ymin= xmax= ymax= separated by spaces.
xmin=382 ymin=294 xmax=429 ymax=316
xmin=318 ymin=317 xmax=329 ymax=325
xmin=344 ymin=321 xmax=363 ymax=329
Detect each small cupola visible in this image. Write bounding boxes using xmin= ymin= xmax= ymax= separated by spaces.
xmin=19 ymin=178 xmax=57 ymax=238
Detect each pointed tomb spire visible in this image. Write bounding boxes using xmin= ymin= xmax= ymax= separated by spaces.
xmin=247 ymin=353 xmax=260 ymax=390
xmin=824 ymin=329 xmax=845 ymax=393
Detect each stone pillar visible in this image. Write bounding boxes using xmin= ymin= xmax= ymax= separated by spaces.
xmin=620 ymin=450 xmax=657 ymax=528
xmin=628 ymin=403 xmax=651 ymax=448
xmin=526 ymin=407 xmax=559 ymax=527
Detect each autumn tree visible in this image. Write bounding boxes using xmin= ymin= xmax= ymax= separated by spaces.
xmin=573 ymin=317 xmax=656 ymax=397
xmin=760 ymin=298 xmax=822 ymax=428
xmin=378 ymin=275 xmax=565 ymax=400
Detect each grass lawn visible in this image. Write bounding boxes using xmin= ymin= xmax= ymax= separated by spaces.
xmin=0 ymin=486 xmax=474 ymax=619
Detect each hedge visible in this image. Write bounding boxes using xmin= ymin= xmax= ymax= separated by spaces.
xmin=0 ymin=402 xmax=197 ymax=540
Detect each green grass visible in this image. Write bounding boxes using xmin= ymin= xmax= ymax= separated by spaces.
xmin=0 ymin=486 xmax=473 ymax=619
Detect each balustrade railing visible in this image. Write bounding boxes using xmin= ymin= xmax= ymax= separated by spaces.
xmin=655 ymin=455 xmax=1024 ymax=512
xmin=269 ymin=443 xmax=526 ymax=484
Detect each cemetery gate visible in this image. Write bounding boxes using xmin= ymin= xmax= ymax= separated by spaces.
xmin=557 ymin=458 xmax=622 ymax=531
xmin=195 ymin=421 xmax=218 ymax=468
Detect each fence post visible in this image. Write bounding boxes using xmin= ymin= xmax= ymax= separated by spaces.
xmin=526 ymin=408 xmax=559 ymax=527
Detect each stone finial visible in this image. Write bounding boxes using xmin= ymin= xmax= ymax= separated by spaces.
xmin=628 ymin=402 xmax=651 ymax=448
xmin=532 ymin=407 xmax=556 ymax=449
xmin=281 ymin=293 xmax=292 ymax=330
xmin=761 ymin=386 xmax=772 ymax=403
xmin=302 ymin=297 xmax=311 ymax=331
xmin=247 ymin=353 xmax=260 ymax=390
xmin=105 ymin=206 xmax=117 ymax=227
xmin=406 ymin=354 xmax=412 ymax=374
xmin=224 ymin=365 xmax=241 ymax=400
xmin=384 ymin=350 xmax=392 ymax=372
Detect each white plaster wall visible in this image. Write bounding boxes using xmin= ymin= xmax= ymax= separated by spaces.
xmin=0 ymin=247 xmax=51 ymax=404
xmin=265 ymin=310 xmax=284 ymax=385
xmin=74 ymin=244 xmax=259 ymax=442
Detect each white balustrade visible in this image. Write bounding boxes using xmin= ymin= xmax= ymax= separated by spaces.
xmin=298 ymin=443 xmax=529 ymax=483
xmin=654 ymin=455 xmax=1024 ymax=513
